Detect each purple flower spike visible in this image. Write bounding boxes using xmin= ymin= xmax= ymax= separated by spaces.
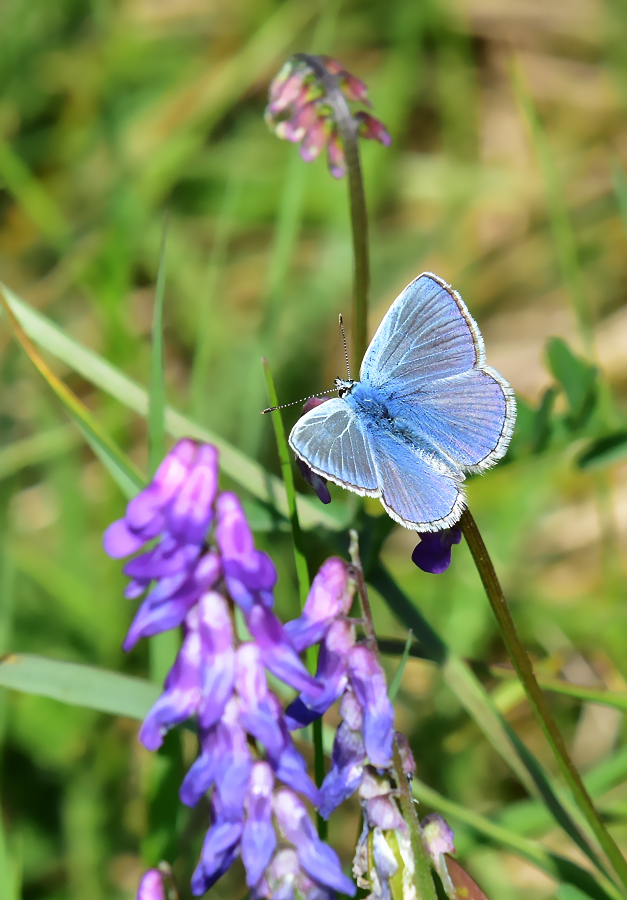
xmin=236 ymin=644 xmax=284 ymax=756
xmin=242 ymin=762 xmax=277 ymax=888
xmin=216 ymin=492 xmax=277 ymax=611
xmin=285 ymin=618 xmax=353 ymax=729
xmin=167 ymin=443 xmax=218 ymax=544
xmin=139 ymin=611 xmax=203 ymax=750
xmin=286 ymin=557 xmax=354 ymax=652
xmin=136 ymin=869 xmax=166 ymax=900
xmin=246 ymin=602 xmax=322 ymax=696
xmin=191 ymin=810 xmax=243 ymax=896
xmin=274 ymin=789 xmax=356 ymax=896
xmin=319 ymin=721 xmax=366 ymax=818
xmin=197 ymin=591 xmax=235 ymax=729
xmin=125 ymin=439 xmax=198 ymax=540
xmin=411 ymin=526 xmax=462 ymax=575
xmin=122 ymin=551 xmax=220 ymax=651
xmin=348 ymin=645 xmax=394 ymax=768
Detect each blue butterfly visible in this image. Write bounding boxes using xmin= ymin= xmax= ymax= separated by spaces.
xmin=289 ymin=272 xmax=516 ymax=531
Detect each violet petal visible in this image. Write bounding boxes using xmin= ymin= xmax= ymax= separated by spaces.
xmin=348 ymin=645 xmax=394 ymax=768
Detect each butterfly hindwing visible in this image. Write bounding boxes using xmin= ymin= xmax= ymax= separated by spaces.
xmin=386 ymin=367 xmax=514 ymax=473
xmin=369 ymin=430 xmax=465 ymax=531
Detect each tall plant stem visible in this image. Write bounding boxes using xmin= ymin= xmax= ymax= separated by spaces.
xmin=461 ymin=507 xmax=627 ymax=891
xmin=296 ymin=55 xmax=370 ymax=373
xmin=349 ymin=532 xmax=437 ymax=900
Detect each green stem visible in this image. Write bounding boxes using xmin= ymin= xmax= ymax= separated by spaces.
xmin=148 ymin=210 xmax=169 ymax=477
xmin=297 ymin=55 xmax=369 ymax=373
xmin=393 ymin=741 xmax=438 ymax=900
xmin=349 ymin=532 xmax=437 ymax=899
xmin=262 ymin=359 xmax=326 ymax=835
xmin=460 ymin=507 xmax=627 ymax=891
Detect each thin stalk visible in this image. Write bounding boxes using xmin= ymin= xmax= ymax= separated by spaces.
xmin=296 ymin=55 xmax=369 ymax=373
xmin=262 ymin=359 xmax=326 ymax=834
xmin=460 ymin=507 xmax=627 ymax=891
xmin=349 ymin=531 xmax=437 ymax=900
xmin=148 ymin=210 xmax=169 ymax=477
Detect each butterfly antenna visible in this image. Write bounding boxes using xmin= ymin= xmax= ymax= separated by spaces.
xmin=338 ymin=314 xmax=351 ymax=380
xmin=261 ymin=387 xmax=337 ymax=415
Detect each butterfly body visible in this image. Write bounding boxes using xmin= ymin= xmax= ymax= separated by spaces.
xmin=290 ymin=273 xmax=516 ymax=531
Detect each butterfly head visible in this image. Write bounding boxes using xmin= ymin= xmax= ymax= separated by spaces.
xmin=335 ymin=377 xmax=355 ymax=398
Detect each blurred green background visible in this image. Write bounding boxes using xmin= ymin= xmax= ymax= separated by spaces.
xmin=1 ymin=0 xmax=627 ymax=898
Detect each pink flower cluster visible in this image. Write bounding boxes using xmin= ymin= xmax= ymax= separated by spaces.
xmin=265 ymin=54 xmax=391 ymax=179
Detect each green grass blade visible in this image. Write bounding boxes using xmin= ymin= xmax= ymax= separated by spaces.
xmin=491 ymin=667 xmax=627 ymax=712
xmin=512 ymin=62 xmax=593 ymax=354
xmin=0 ymin=136 xmax=70 ymax=248
xmin=0 ymin=287 xmax=145 ymax=499
xmin=262 ymin=359 xmax=310 ymax=608
xmin=612 ymin=159 xmax=627 ymax=238
xmin=148 ymin=212 xmax=169 ymax=476
xmin=0 ymin=653 xmax=160 ymax=720
xmin=190 ymin=167 xmax=244 ymax=421
xmin=388 ymin=630 xmax=413 ymax=703
xmin=370 ymin=564 xmax=608 ymax=873
xmin=0 ymin=425 xmax=78 ymax=481
xmin=411 ymin=777 xmax=622 ymax=900
xmin=0 ymin=282 xmax=346 ymax=530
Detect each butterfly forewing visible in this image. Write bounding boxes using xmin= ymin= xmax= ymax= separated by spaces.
xmin=289 ymin=398 xmax=379 ymax=495
xmin=361 ymin=273 xmax=482 ymax=392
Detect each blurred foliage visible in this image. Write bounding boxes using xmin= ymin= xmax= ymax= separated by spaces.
xmin=1 ymin=0 xmax=627 ymax=899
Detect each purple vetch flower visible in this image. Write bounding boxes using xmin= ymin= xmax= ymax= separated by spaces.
xmin=104 ymin=440 xmax=217 ymax=556
xmin=242 ymin=762 xmax=277 ymax=888
xmin=285 ymin=618 xmax=354 ymax=730
xmin=421 ymin=813 xmax=458 ymax=898
xmin=247 ymin=601 xmax=322 ymax=695
xmin=352 ymin=767 xmax=418 ymax=900
xmin=274 ymin=789 xmax=356 ymax=896
xmin=136 ymin=868 xmax=167 ymax=900
xmin=104 ymin=442 xmax=362 ymax=898
xmin=286 ymin=557 xmax=355 ymax=651
xmin=191 ymin=790 xmax=245 ymax=895
xmin=411 ymin=526 xmax=462 ymax=574
xmin=265 ymin=54 xmax=391 ymax=180
xmin=216 ymin=492 xmax=277 ymax=611
xmin=348 ymin=645 xmax=394 ymax=768
xmin=139 ymin=604 xmax=204 ymax=751
xmin=104 ymin=439 xmax=222 ymax=649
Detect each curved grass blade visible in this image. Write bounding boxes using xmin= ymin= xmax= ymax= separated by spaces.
xmin=491 ymin=667 xmax=627 ymax=713
xmin=388 ymin=629 xmax=413 ymax=703
xmin=0 ymin=653 xmax=160 ymax=720
xmin=0 ymin=289 xmax=144 ymax=499
xmin=370 ymin=564 xmax=609 ymax=879
xmin=148 ymin=211 xmax=169 ymax=476
xmin=411 ymin=776 xmax=622 ymax=900
xmin=0 ymin=282 xmax=346 ymax=530
xmin=262 ymin=359 xmax=310 ymax=609
xmin=512 ymin=61 xmax=593 ymax=354
xmin=0 ymin=425 xmax=78 ymax=481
